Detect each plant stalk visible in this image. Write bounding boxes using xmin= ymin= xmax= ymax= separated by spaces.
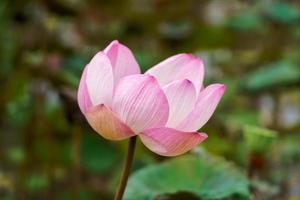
xmin=114 ymin=136 xmax=137 ymax=200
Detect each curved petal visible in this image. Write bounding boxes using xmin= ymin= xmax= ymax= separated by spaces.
xmin=85 ymin=104 xmax=135 ymax=140
xmin=163 ymin=79 xmax=197 ymax=128
xmin=178 ymin=84 xmax=225 ymax=132
xmin=112 ymin=74 xmax=169 ymax=133
xmin=140 ymin=127 xmax=207 ymax=156
xmin=104 ymin=40 xmax=141 ymax=85
xmin=77 ymin=66 xmax=93 ymax=113
xmin=146 ymin=53 xmax=204 ymax=92
xmin=86 ymin=52 xmax=114 ymax=106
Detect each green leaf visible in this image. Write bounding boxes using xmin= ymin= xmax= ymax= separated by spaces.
xmin=159 ymin=20 xmax=192 ymax=40
xmin=135 ymin=51 xmax=160 ymax=73
xmin=80 ymin=133 xmax=119 ymax=174
xmin=6 ymin=147 xmax=25 ymax=165
xmin=265 ymin=2 xmax=300 ymax=24
xmin=227 ymin=11 xmax=264 ymax=31
xmin=4 ymin=74 xmax=32 ymax=127
xmin=243 ymin=125 xmax=277 ymax=153
xmin=278 ymin=135 xmax=300 ymax=165
xmin=23 ymin=173 xmax=49 ymax=193
xmin=219 ymin=109 xmax=259 ymax=130
xmin=244 ymin=61 xmax=300 ymax=91
xmin=124 ymin=153 xmax=250 ymax=200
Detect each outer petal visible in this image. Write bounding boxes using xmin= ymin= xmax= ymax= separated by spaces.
xmin=104 ymin=40 xmax=141 ymax=85
xmin=178 ymin=84 xmax=225 ymax=132
xmin=112 ymin=74 xmax=169 ymax=133
xmin=140 ymin=127 xmax=207 ymax=156
xmin=146 ymin=53 xmax=204 ymax=92
xmin=86 ymin=52 xmax=114 ymax=106
xmin=77 ymin=66 xmax=93 ymax=113
xmin=85 ymin=104 xmax=135 ymax=140
xmin=163 ymin=79 xmax=197 ymax=128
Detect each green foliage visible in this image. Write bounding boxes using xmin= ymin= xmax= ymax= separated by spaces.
xmin=220 ymin=109 xmax=259 ymax=130
xmin=265 ymin=2 xmax=300 ymax=24
xmin=6 ymin=147 xmax=25 ymax=165
xmin=80 ymin=132 xmax=119 ymax=174
xmin=124 ymin=153 xmax=250 ymax=200
xmin=278 ymin=135 xmax=300 ymax=165
xmin=135 ymin=51 xmax=160 ymax=72
xmin=159 ymin=20 xmax=192 ymax=40
xmin=227 ymin=11 xmax=264 ymax=31
xmin=243 ymin=125 xmax=277 ymax=154
xmin=245 ymin=61 xmax=300 ymax=91
xmin=23 ymin=173 xmax=49 ymax=193
xmin=4 ymin=75 xmax=32 ymax=127
xmin=0 ymin=0 xmax=16 ymax=76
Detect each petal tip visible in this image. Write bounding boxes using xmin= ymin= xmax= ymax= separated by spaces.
xmin=198 ymin=132 xmax=208 ymax=140
xmin=183 ymin=53 xmax=204 ymax=63
xmin=93 ymin=51 xmax=107 ymax=60
xmin=180 ymin=53 xmax=196 ymax=60
xmin=211 ymin=83 xmax=226 ymax=93
xmin=186 ymin=53 xmax=195 ymax=58
xmin=218 ymin=84 xmax=226 ymax=92
xmin=108 ymin=40 xmax=120 ymax=47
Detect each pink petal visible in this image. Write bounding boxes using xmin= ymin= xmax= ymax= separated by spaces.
xmin=112 ymin=74 xmax=169 ymax=133
xmin=178 ymin=84 xmax=225 ymax=131
xmin=163 ymin=79 xmax=197 ymax=128
xmin=146 ymin=53 xmax=204 ymax=92
xmin=104 ymin=40 xmax=141 ymax=85
xmin=140 ymin=127 xmax=207 ymax=156
xmin=85 ymin=104 xmax=135 ymax=140
xmin=86 ymin=52 xmax=114 ymax=106
xmin=77 ymin=66 xmax=93 ymax=113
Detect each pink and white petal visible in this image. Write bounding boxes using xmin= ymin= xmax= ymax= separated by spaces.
xmin=86 ymin=52 xmax=114 ymax=106
xmin=77 ymin=66 xmax=93 ymax=113
xmin=178 ymin=84 xmax=225 ymax=132
xmin=163 ymin=79 xmax=197 ymax=128
xmin=140 ymin=127 xmax=207 ymax=156
xmin=85 ymin=104 xmax=135 ymax=141
xmin=146 ymin=53 xmax=204 ymax=92
xmin=104 ymin=40 xmax=141 ymax=85
xmin=112 ymin=74 xmax=169 ymax=133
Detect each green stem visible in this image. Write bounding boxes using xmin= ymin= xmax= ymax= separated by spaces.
xmin=114 ymin=136 xmax=137 ymax=200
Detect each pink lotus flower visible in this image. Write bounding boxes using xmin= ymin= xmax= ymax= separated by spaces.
xmin=77 ymin=40 xmax=225 ymax=156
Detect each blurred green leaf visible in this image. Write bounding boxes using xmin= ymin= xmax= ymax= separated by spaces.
xmin=80 ymin=132 xmax=119 ymax=174
xmin=243 ymin=125 xmax=277 ymax=153
xmin=220 ymin=109 xmax=259 ymax=131
xmin=44 ymin=90 xmax=69 ymax=134
xmin=202 ymin=132 xmax=233 ymax=156
xmin=6 ymin=147 xmax=25 ymax=165
xmin=124 ymin=153 xmax=250 ymax=200
xmin=0 ymin=0 xmax=16 ymax=76
xmin=63 ymin=54 xmax=88 ymax=75
xmin=227 ymin=11 xmax=264 ymax=31
xmin=244 ymin=61 xmax=300 ymax=91
xmin=135 ymin=51 xmax=160 ymax=72
xmin=278 ymin=135 xmax=300 ymax=165
xmin=159 ymin=20 xmax=192 ymax=40
xmin=5 ymin=74 xmax=32 ymax=127
xmin=265 ymin=2 xmax=300 ymax=24
xmin=23 ymin=173 xmax=49 ymax=193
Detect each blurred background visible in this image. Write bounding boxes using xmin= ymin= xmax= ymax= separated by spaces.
xmin=1 ymin=0 xmax=300 ymax=199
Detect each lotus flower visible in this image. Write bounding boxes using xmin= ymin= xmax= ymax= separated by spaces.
xmin=77 ymin=40 xmax=225 ymax=156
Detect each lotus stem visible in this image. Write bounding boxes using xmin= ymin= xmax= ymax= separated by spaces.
xmin=114 ymin=136 xmax=137 ymax=200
